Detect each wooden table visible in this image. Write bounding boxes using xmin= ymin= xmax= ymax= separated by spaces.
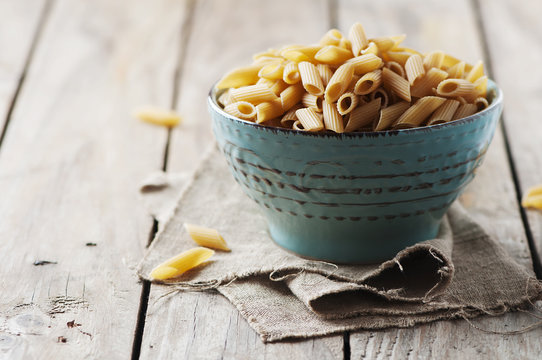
xmin=1 ymin=0 xmax=541 ymax=358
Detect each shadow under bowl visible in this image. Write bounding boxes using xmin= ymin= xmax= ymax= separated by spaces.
xmin=208 ymin=81 xmax=503 ymax=264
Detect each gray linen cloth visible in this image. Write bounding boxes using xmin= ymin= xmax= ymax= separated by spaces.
xmin=137 ymin=147 xmax=542 ymax=342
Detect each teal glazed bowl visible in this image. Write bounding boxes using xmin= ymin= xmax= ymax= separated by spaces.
xmin=208 ymin=81 xmax=503 ymax=264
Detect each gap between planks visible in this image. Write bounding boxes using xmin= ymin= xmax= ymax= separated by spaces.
xmin=130 ymin=1 xmax=197 ymax=359
xmin=471 ymin=0 xmax=542 ymax=279
xmin=0 ymin=0 xmax=54 ymax=154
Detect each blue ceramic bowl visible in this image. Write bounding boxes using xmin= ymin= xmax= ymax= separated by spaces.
xmin=208 ymin=81 xmax=503 ymax=263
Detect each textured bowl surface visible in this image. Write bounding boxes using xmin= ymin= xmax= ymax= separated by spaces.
xmin=208 ymin=81 xmax=503 ymax=263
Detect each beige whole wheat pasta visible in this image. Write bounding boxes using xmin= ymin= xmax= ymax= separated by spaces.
xmin=315 ymin=45 xmax=354 ymax=65
xmin=337 ymin=92 xmax=359 ymax=115
xmin=349 ymin=22 xmax=369 ymax=56
xmin=345 ymin=53 xmax=383 ymax=75
xmin=385 ymin=61 xmax=406 ymax=78
xmin=316 ymin=64 xmax=333 ymax=86
xmin=256 ymin=99 xmax=283 ymax=123
xmin=452 ymin=103 xmax=478 ymax=120
xmin=230 ymin=84 xmax=278 ymax=104
xmin=298 ymin=61 xmax=325 ymax=96
xmin=382 ymin=67 xmax=411 ymax=102
xmin=410 ymin=67 xmax=449 ymax=98
xmin=373 ymin=101 xmax=410 ymax=131
xmin=295 ymin=108 xmax=324 ymax=131
xmin=280 ymin=83 xmax=305 ymax=111
xmin=344 ymin=98 xmax=381 ymax=132
xmin=302 ymin=93 xmax=323 ymax=112
xmin=283 ymin=62 xmax=301 ymax=84
xmin=354 ymin=70 xmax=382 ymax=95
xmin=405 ymin=54 xmax=425 ymax=85
xmin=370 ymin=88 xmax=390 ymax=108
xmin=474 ymin=97 xmax=489 ymax=111
xmin=384 ymin=52 xmax=411 ymax=66
xmin=465 ymin=60 xmax=484 ymax=82
xmin=446 ymin=61 xmax=466 ymax=78
xmin=426 ymin=99 xmax=460 ymax=125
xmin=423 ymin=50 xmax=445 ymax=70
xmin=325 ymin=62 xmax=355 ymax=102
xmin=224 ymin=101 xmax=257 ymax=121
xmin=394 ymin=96 xmax=446 ymax=128
xmin=323 ymin=100 xmax=344 ymax=133
xmin=436 ymin=79 xmax=476 ymax=98
xmin=281 ymin=104 xmax=302 ymax=126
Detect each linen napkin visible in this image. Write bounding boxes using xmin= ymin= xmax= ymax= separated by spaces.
xmin=137 ymin=146 xmax=542 ymax=342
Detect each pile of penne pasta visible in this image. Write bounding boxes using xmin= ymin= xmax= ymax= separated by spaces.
xmin=216 ymin=23 xmax=488 ymax=133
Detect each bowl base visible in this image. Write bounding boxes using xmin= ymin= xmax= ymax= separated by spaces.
xmin=267 ymin=215 xmax=441 ymax=264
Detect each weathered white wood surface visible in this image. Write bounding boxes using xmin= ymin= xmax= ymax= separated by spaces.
xmin=0 ymin=0 xmax=48 ymax=130
xmin=0 ymin=0 xmax=186 ymax=358
xmin=337 ymin=0 xmax=542 ymax=358
xmin=140 ymin=0 xmax=344 ymax=359
xmin=478 ymin=0 xmax=542 ymax=268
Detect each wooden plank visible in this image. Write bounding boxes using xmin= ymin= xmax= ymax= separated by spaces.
xmin=336 ymin=0 xmax=542 ymax=358
xmin=140 ymin=0 xmax=344 ymax=358
xmin=0 ymin=0 xmax=187 ymax=358
xmin=477 ymin=0 xmax=542 ymax=267
xmin=0 ymin=0 xmax=48 ymax=129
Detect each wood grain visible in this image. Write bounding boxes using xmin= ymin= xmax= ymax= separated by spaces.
xmin=140 ymin=0 xmax=344 ymax=359
xmin=477 ymin=0 xmax=542 ymax=267
xmin=337 ymin=0 xmax=542 ymax=358
xmin=0 ymin=0 xmax=186 ymax=358
xmin=0 ymin=0 xmax=48 ymax=131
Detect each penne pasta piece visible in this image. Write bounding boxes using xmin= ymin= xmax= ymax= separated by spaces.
xmin=185 ymin=223 xmax=231 ymax=251
xmin=316 ymin=64 xmax=333 ymax=87
xmin=394 ymin=96 xmax=446 ymax=128
xmin=346 ymin=53 xmax=383 ymax=75
xmin=354 ymin=70 xmax=382 ymax=95
xmin=252 ymin=55 xmax=285 ymax=66
xmin=337 ymin=92 xmax=359 ymax=115
xmin=474 ymin=75 xmax=488 ymax=97
xmin=252 ymin=48 xmax=280 ymax=60
xmin=426 ymin=99 xmax=460 ymax=125
xmin=347 ymin=74 xmax=361 ymax=92
xmin=323 ymin=100 xmax=344 ymax=133
xmin=302 ymin=93 xmax=324 ymax=112
xmin=410 ymin=67 xmax=449 ymax=98
xmin=446 ymin=61 xmax=466 ymax=79
xmin=384 ymin=61 xmax=405 ymax=78
xmin=452 ymin=103 xmax=478 ymax=120
xmin=270 ymin=80 xmax=289 ymax=96
xmin=369 ymin=37 xmax=395 ymax=52
xmin=230 ymin=84 xmax=278 ymax=105
xmin=280 ymin=83 xmax=305 ymax=111
xmin=465 ymin=60 xmax=484 ymax=82
xmin=281 ymin=104 xmax=302 ymax=126
xmin=217 ymin=89 xmax=234 ymax=107
xmin=283 ymin=62 xmax=301 ymax=84
xmin=370 ymin=88 xmax=390 ymax=108
xmin=384 ymin=51 xmax=411 ymax=66
xmin=298 ymin=61 xmax=325 ymax=96
xmin=442 ymin=53 xmax=461 ymax=68
xmin=258 ymin=62 xmax=284 ymax=80
xmin=295 ymin=107 xmax=324 ymax=131
xmin=423 ymin=50 xmax=445 ymax=70
xmin=339 ymin=37 xmax=352 ymax=51
xmin=405 ymin=54 xmax=425 ymax=85
xmin=292 ymin=120 xmax=305 ymax=131
xmin=436 ymin=78 xmax=476 ymax=98
xmin=390 ymin=34 xmax=407 ymax=49
xmin=135 ymin=106 xmax=182 ymax=127
xmin=344 ymin=98 xmax=381 ymax=132
xmin=319 ymin=29 xmax=344 ymax=46
xmin=257 ymin=77 xmax=275 ymax=88
xmin=281 ymin=45 xmax=322 ymax=63
xmin=224 ymin=101 xmax=257 ymax=121
xmin=256 ymin=99 xmax=284 ymax=123
xmin=374 ymin=101 xmax=410 ymax=131
xmin=522 ymin=185 xmax=542 ymax=210
xmin=455 ymin=96 xmax=468 ymax=105
xmin=325 ymin=63 xmax=355 ymax=103
xmin=149 ymin=247 xmax=215 ymax=280
xmin=474 ymin=97 xmax=489 ymax=111
xmin=361 ymin=41 xmax=378 ymax=55
xmin=349 ymin=22 xmax=369 ymax=56
xmin=216 ymin=64 xmax=263 ymax=89
xmin=382 ymin=67 xmax=411 ymax=102
xmin=315 ymin=45 xmax=354 ymax=65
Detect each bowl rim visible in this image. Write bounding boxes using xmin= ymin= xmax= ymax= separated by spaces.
xmin=208 ymin=79 xmax=503 ymax=138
